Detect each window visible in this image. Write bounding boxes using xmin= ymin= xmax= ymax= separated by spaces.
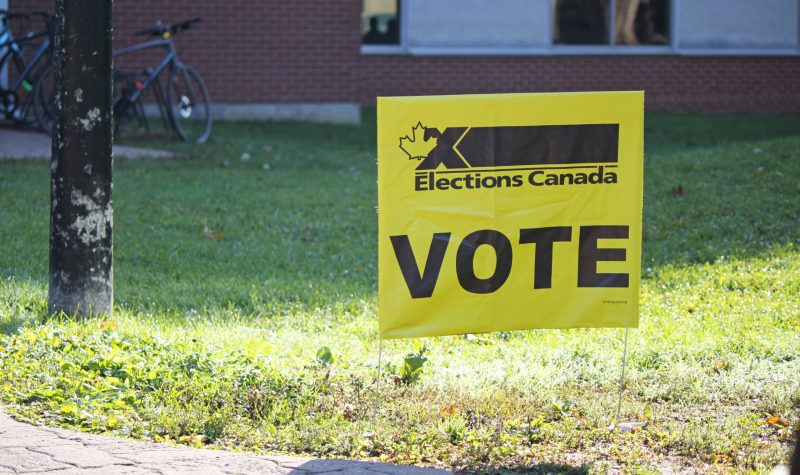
xmin=553 ymin=0 xmax=669 ymax=46
xmin=360 ymin=0 xmax=698 ymax=56
xmin=362 ymin=0 xmax=400 ymax=45
xmin=554 ymin=0 xmax=609 ymax=45
xmin=614 ymin=0 xmax=669 ymax=45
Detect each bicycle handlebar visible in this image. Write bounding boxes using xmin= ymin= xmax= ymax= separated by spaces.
xmin=135 ymin=18 xmax=201 ymax=37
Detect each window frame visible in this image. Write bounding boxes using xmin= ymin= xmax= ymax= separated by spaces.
xmin=361 ymin=0 xmax=800 ymax=57
xmin=361 ymin=0 xmax=408 ymax=55
xmin=550 ymin=0 xmax=676 ymax=53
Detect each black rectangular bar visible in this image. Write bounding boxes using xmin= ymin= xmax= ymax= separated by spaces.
xmin=455 ymin=124 xmax=619 ymax=168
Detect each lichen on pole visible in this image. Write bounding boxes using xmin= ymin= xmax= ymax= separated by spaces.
xmin=49 ymin=0 xmax=113 ymax=317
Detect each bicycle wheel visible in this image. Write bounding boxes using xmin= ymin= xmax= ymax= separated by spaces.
xmin=165 ymin=64 xmax=211 ymax=143
xmin=33 ymin=62 xmax=56 ymax=134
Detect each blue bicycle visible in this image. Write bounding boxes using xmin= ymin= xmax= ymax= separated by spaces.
xmin=35 ymin=17 xmax=211 ymax=143
xmin=0 ymin=10 xmax=52 ymax=125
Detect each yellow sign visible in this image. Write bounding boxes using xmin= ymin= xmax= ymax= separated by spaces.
xmin=378 ymin=91 xmax=643 ymax=339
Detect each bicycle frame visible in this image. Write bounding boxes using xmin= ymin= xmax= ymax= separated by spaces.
xmin=113 ymin=37 xmax=183 ymax=104
xmin=0 ymin=30 xmax=49 ymax=93
xmin=108 ymin=20 xmax=210 ymax=143
xmin=29 ymin=17 xmax=208 ymax=140
xmin=10 ymin=36 xmax=49 ymax=91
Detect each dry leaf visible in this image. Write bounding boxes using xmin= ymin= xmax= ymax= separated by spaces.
xmin=767 ymin=415 xmax=780 ymax=425
xmin=206 ymin=233 xmax=224 ymax=240
xmin=440 ymin=404 xmax=460 ymax=416
xmin=766 ymin=414 xmax=790 ymax=427
xmin=714 ymin=454 xmax=731 ymax=463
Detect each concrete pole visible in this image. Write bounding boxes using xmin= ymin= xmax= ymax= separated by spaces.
xmin=49 ymin=0 xmax=113 ymax=317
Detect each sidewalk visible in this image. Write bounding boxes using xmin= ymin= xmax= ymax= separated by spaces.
xmin=0 ymin=412 xmax=450 ymax=475
xmin=0 ymin=128 xmax=172 ymax=160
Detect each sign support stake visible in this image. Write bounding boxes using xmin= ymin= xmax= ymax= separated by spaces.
xmin=614 ymin=327 xmax=630 ymax=425
xmin=373 ymin=338 xmax=383 ymax=423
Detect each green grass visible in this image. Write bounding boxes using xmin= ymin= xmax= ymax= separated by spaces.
xmin=1 ymin=112 xmax=799 ymax=474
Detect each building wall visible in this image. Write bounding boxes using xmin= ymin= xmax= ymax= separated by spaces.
xmin=678 ymin=0 xmax=798 ymax=49
xmin=107 ymin=0 xmax=361 ymax=104
xmin=8 ymin=0 xmax=800 ymax=113
xmin=11 ymin=0 xmax=362 ymax=105
xmin=407 ymin=0 xmax=551 ymax=48
xmin=357 ymin=55 xmax=800 ymax=112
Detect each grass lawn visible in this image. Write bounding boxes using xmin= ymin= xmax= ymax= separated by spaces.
xmin=1 ymin=112 xmax=799 ymax=474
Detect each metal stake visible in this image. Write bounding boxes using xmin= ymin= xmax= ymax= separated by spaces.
xmin=614 ymin=327 xmax=630 ymax=425
xmin=373 ymin=338 xmax=383 ymax=423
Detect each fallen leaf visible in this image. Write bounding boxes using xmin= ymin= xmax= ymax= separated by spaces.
xmin=440 ymin=404 xmax=460 ymax=416
xmin=206 ymin=233 xmax=224 ymax=240
xmin=766 ymin=414 xmax=791 ymax=427
xmin=767 ymin=415 xmax=780 ymax=424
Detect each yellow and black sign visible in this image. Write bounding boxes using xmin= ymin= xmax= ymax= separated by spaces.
xmin=378 ymin=91 xmax=643 ymax=339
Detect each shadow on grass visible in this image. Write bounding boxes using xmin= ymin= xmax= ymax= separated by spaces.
xmin=641 ymin=115 xmax=800 ymax=266
xmin=110 ymin=114 xmax=800 ymax=311
xmin=0 ymin=315 xmax=32 ymax=336
xmin=642 ymin=126 xmax=799 ymax=266
xmin=1 ymin=114 xmax=799 ymax=315
xmin=644 ymin=114 xmax=800 ymax=153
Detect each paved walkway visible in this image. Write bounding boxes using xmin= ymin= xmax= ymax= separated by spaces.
xmin=0 ymin=128 xmax=172 ymax=160
xmin=0 ymin=412 xmax=450 ymax=475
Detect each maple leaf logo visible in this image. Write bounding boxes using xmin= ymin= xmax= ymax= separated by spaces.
xmin=399 ymin=122 xmax=437 ymax=160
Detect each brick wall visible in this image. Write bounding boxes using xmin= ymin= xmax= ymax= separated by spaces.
xmin=357 ymin=55 xmax=800 ymax=112
xmin=9 ymin=0 xmax=800 ymax=112
xmin=110 ymin=0 xmax=361 ymax=104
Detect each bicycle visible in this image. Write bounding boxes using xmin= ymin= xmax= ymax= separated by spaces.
xmin=35 ymin=17 xmax=211 ymax=143
xmin=0 ymin=10 xmax=53 ymax=125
